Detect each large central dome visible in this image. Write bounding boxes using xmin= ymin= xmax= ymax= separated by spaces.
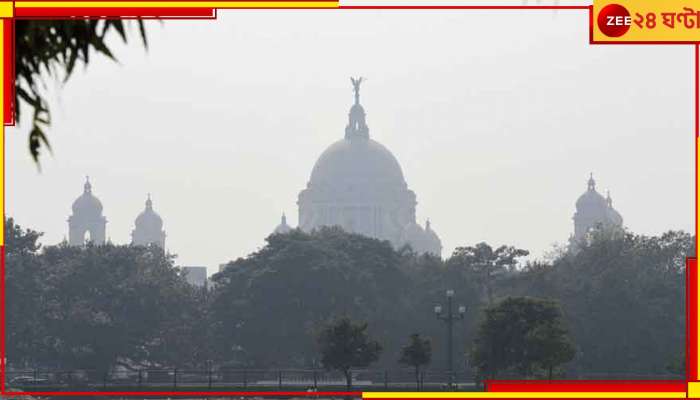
xmin=294 ymin=78 xmax=442 ymax=257
xmin=309 ymin=137 xmax=406 ymax=188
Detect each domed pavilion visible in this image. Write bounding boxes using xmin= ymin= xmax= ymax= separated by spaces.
xmin=571 ymin=173 xmax=624 ymax=246
xmin=132 ymin=194 xmax=166 ymax=248
xmin=68 ymin=176 xmax=107 ymax=246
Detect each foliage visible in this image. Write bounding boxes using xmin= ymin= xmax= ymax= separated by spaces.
xmin=209 ymin=227 xmax=414 ymax=368
xmin=5 ymin=218 xmax=198 ymax=375
xmin=469 ymin=296 xmax=574 ymax=379
xmin=317 ymin=316 xmax=382 ymax=389
xmin=399 ymin=333 xmax=432 ymax=389
xmin=5 ymin=218 xmax=45 ymax=366
xmin=517 ymin=229 xmax=693 ymax=375
xmin=448 ymin=243 xmax=529 ymax=304
xmin=5 ymin=217 xmax=693 ymax=379
xmin=15 ymin=20 xmax=147 ymax=163
xmin=39 ymin=243 xmax=191 ymax=375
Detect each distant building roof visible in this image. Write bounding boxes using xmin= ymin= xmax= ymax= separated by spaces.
xmin=182 ymin=266 xmax=208 ymax=287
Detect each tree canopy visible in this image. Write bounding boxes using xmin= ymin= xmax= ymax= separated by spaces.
xmin=5 ymin=218 xmax=693 ymax=379
xmin=5 ymin=218 xmax=198 ymax=374
xmin=470 ymin=296 xmax=574 ymax=379
xmin=399 ymin=333 xmax=432 ymax=389
xmin=317 ymin=316 xmax=383 ymax=389
xmin=209 ymin=227 xmax=415 ymax=367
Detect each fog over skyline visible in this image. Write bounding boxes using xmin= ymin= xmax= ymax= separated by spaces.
xmin=7 ymin=9 xmax=694 ymax=275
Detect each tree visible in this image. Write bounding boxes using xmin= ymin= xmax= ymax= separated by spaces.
xmin=526 ymin=322 xmax=576 ymax=379
xmin=545 ymin=229 xmax=692 ymax=375
xmin=15 ymin=21 xmax=147 ymax=163
xmin=317 ymin=317 xmax=382 ymax=389
xmin=469 ymin=297 xmax=574 ymax=379
xmin=209 ymin=227 xmax=412 ymax=368
xmin=399 ymin=334 xmax=431 ymax=390
xmin=5 ymin=218 xmax=46 ymax=367
xmin=448 ymin=243 xmax=529 ymax=304
xmin=16 ymin=242 xmax=195 ymax=376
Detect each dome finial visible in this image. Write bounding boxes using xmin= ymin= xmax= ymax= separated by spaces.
xmin=587 ymin=172 xmax=595 ymax=191
xmin=351 ymin=77 xmax=363 ymax=105
xmin=273 ymin=211 xmax=292 ymax=234
xmin=84 ymin=175 xmax=92 ymax=193
xmin=146 ymin=193 xmax=153 ymax=209
xmin=606 ymin=190 xmax=612 ymax=207
xmin=345 ymin=77 xmax=370 ymax=140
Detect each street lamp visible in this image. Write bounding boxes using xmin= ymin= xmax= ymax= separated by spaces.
xmin=435 ymin=289 xmax=466 ymax=389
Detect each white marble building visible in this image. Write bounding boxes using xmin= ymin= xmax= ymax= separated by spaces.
xmin=277 ymin=78 xmax=442 ymax=257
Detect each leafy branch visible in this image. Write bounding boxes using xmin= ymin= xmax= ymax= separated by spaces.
xmin=15 ymin=20 xmax=147 ymax=164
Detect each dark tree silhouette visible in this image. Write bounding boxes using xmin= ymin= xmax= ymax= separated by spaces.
xmin=470 ymin=297 xmax=574 ymax=379
xmin=399 ymin=333 xmax=432 ymax=390
xmin=317 ymin=316 xmax=382 ymax=389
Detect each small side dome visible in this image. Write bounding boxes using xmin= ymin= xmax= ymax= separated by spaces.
xmin=274 ymin=213 xmax=292 ymax=234
xmin=71 ymin=176 xmax=104 ymax=217
xmin=424 ymin=219 xmax=443 ymax=256
xmin=135 ymin=194 xmax=163 ymax=230
xmin=399 ymin=221 xmax=428 ymax=253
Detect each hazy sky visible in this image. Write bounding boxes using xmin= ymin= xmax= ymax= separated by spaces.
xmin=7 ymin=7 xmax=695 ymax=275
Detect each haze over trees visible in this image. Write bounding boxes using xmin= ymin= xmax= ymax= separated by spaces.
xmin=5 ymin=217 xmax=693 ymax=380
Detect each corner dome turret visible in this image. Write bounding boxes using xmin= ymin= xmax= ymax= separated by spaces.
xmin=273 ymin=213 xmax=292 ymax=234
xmin=71 ymin=176 xmax=104 ymax=217
xmin=571 ymin=173 xmax=624 ymax=248
xmin=135 ymin=194 xmax=163 ymax=230
xmin=132 ymin=193 xmax=166 ymax=248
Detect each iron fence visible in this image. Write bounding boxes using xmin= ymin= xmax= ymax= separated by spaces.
xmin=4 ymin=368 xmax=684 ymax=391
xmin=5 ymin=368 xmax=478 ymax=391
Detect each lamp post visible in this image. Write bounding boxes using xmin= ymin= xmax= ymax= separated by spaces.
xmin=434 ymin=289 xmax=466 ymax=389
